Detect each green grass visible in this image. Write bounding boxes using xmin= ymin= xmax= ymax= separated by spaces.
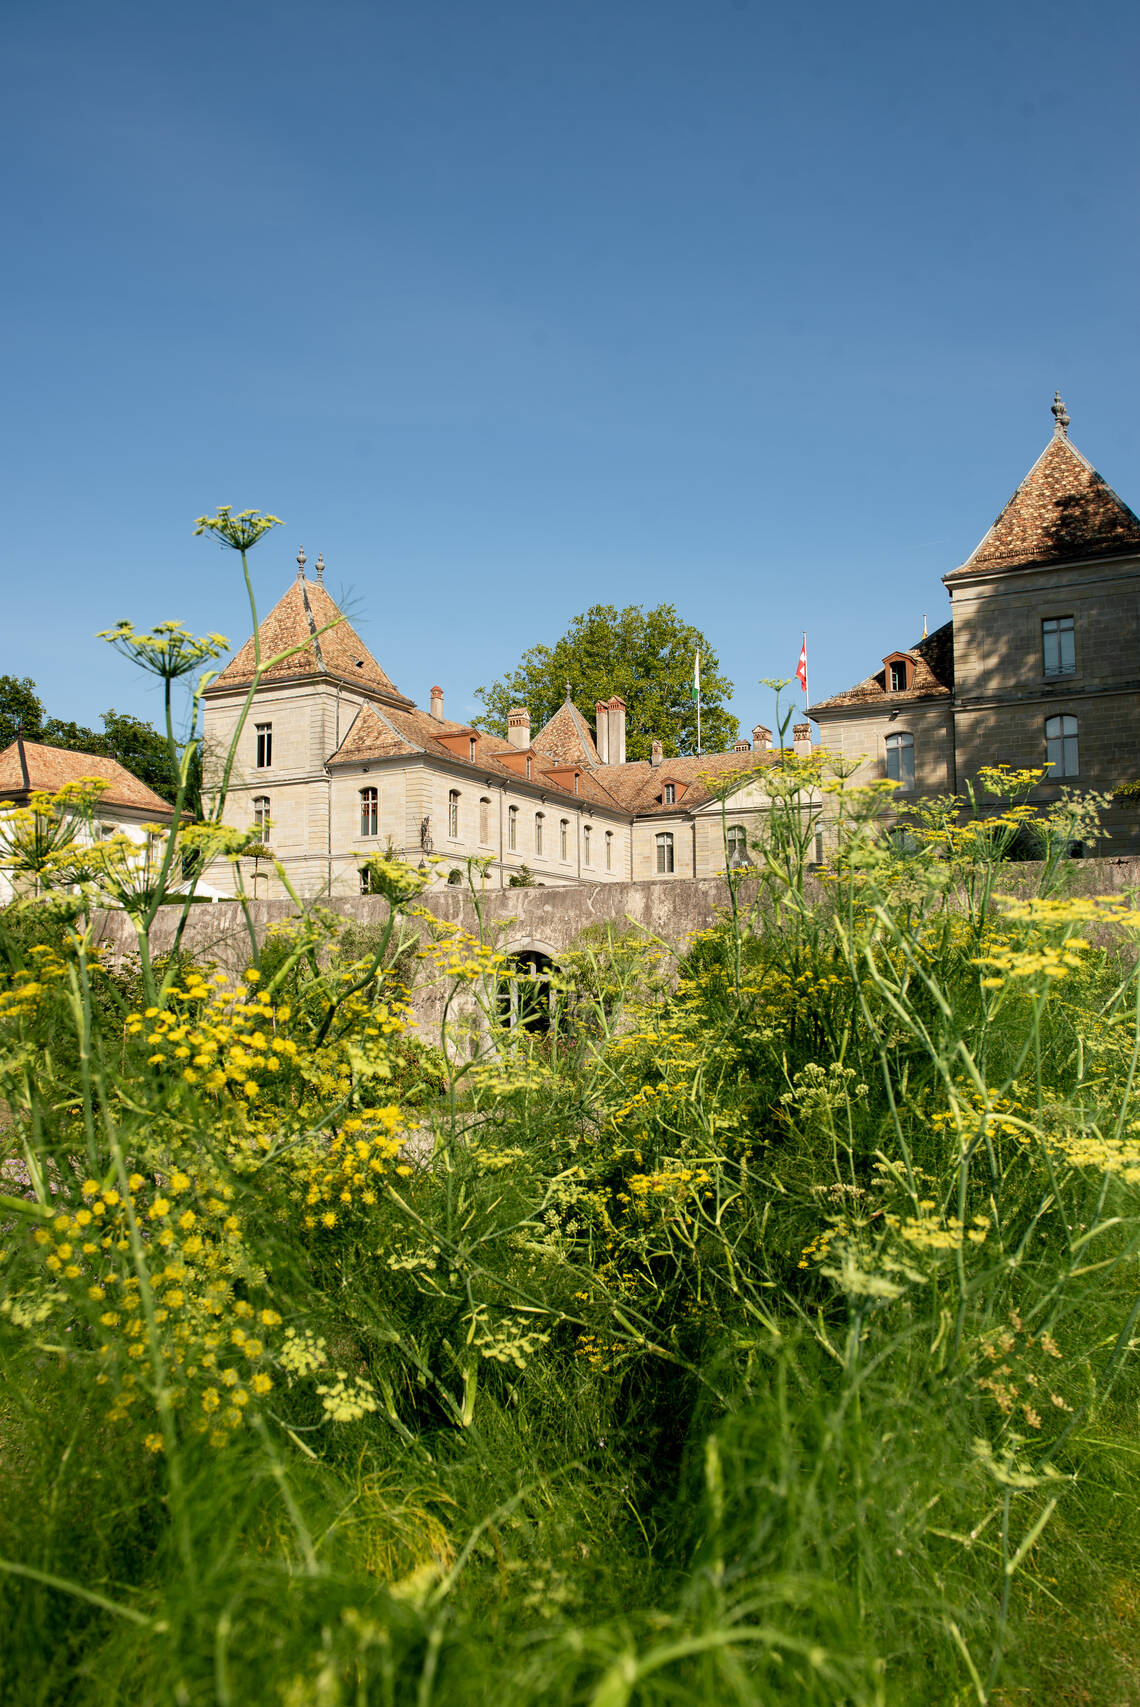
xmin=4 ymin=764 xmax=1140 ymax=1704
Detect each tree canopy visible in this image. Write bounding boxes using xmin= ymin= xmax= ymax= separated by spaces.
xmin=0 ymin=675 xmax=197 ymax=810
xmin=474 ymin=603 xmax=736 ymax=762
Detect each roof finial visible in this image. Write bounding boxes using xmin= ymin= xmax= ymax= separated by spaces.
xmin=1051 ymin=391 xmax=1070 ymax=437
xmin=314 ymin=552 xmax=325 ymax=582
xmin=296 ymin=545 xmax=307 ymax=579
xmin=565 ymin=679 xmax=572 ymax=703
xmin=922 ymin=612 xmax=928 ymax=638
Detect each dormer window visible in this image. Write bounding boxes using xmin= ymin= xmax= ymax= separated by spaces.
xmin=469 ymin=736 xmax=476 ymax=760
xmin=883 ymin=653 xmax=913 ymax=694
xmin=663 ymin=783 xmax=676 ymax=805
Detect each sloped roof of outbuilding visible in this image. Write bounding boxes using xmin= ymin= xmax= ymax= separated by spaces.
xmin=0 ymin=740 xmax=176 ymax=816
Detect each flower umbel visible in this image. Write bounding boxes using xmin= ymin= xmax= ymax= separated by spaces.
xmin=193 ymin=506 xmax=283 ymax=552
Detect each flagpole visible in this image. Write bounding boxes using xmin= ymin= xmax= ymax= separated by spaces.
xmin=697 ymin=689 xmax=702 ymax=757
xmin=802 ymin=630 xmax=808 ymax=709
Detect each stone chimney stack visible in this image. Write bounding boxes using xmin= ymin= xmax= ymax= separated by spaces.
xmin=430 ymin=685 xmax=444 ymax=719
xmin=752 ymin=723 xmax=772 ymax=753
xmin=650 ymin=739 xmax=663 ymax=768
xmin=595 ymin=701 xmax=610 ymax=764
xmin=608 ymin=696 xmax=627 ymax=765
xmin=507 ymin=707 xmax=531 ymax=750
xmin=793 ymin=721 xmax=812 ymax=757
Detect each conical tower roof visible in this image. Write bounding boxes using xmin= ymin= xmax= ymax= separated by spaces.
xmin=947 ymin=397 xmax=1140 ymax=580
xmin=207 ymin=571 xmax=411 ymax=704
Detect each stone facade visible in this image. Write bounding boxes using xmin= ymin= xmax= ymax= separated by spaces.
xmin=201 ymin=561 xmax=812 ymax=899
xmin=810 ymin=398 xmax=1140 ymax=851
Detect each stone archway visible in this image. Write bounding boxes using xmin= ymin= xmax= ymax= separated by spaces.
xmin=499 ymin=941 xmax=558 ymax=1034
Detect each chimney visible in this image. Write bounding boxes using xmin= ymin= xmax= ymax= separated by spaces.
xmin=595 ymin=700 xmax=610 ymax=764
xmin=793 ymin=721 xmax=812 ymax=757
xmin=752 ymin=723 xmax=772 ymax=753
xmin=733 ymin=738 xmax=751 ymax=753
xmin=608 ymin=696 xmax=627 ymax=765
xmin=650 ymin=739 xmax=663 ymax=768
xmin=507 ymin=706 xmax=531 ymax=750
xmin=430 ymin=685 xmax=444 ymax=719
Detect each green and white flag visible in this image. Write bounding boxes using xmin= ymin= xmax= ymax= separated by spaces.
xmin=690 ymin=652 xmax=700 ymax=702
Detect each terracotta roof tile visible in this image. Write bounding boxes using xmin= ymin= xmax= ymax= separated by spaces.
xmin=947 ymin=434 xmax=1140 ymax=578
xmin=0 ymin=741 xmax=176 ymax=816
xmin=809 ymin=622 xmax=954 ymax=713
xmin=597 ymin=748 xmax=780 ymax=814
xmin=208 ymin=577 xmax=412 ymax=702
xmin=530 ymin=701 xmax=601 ymax=768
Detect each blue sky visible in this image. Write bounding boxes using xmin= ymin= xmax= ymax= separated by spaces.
xmin=4 ymin=0 xmax=1140 ymax=744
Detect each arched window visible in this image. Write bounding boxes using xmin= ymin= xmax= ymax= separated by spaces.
xmin=885 ymin=732 xmax=915 ymax=790
xmin=726 ymin=824 xmax=749 ymax=866
xmin=448 ymin=789 xmax=460 ymax=838
xmin=656 ymin=831 xmax=674 ymax=874
xmin=1046 ymin=714 xmax=1079 ymax=777
xmin=252 ymin=796 xmax=271 ymax=840
xmin=583 ymin=824 xmax=592 ymax=866
xmin=360 ymin=786 xmax=378 ymax=837
xmin=508 ymin=805 xmax=518 ymax=851
xmin=534 ymin=812 xmax=544 ymax=856
xmin=479 ymin=797 xmax=490 ymax=844
xmin=560 ymin=818 xmax=569 ymax=860
xmin=605 ymin=830 xmax=613 ymax=871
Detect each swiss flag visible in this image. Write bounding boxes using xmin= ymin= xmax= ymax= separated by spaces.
xmin=795 ymin=637 xmax=808 ymax=694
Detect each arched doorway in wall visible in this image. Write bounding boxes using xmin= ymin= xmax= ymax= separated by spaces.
xmin=498 ymin=948 xmax=556 ymax=1033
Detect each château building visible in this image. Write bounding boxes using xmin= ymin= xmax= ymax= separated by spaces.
xmin=201 ymin=559 xmax=811 ymax=899
xmin=810 ymin=397 xmax=1140 ymax=851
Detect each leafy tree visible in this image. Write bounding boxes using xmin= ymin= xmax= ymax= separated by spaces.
xmin=474 ymin=603 xmax=736 ymax=761
xmin=0 ymin=675 xmax=46 ymax=747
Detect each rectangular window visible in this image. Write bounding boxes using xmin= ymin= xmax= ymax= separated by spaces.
xmin=605 ymin=831 xmax=613 ymax=871
xmin=255 ymin=723 xmax=273 ymax=768
xmin=656 ymin=831 xmax=674 ymax=874
xmin=583 ymin=825 xmax=592 ymax=866
xmin=252 ymin=796 xmax=271 ymax=841
xmin=360 ymin=787 xmax=378 ymax=837
xmin=885 ymin=732 xmax=915 ymax=791
xmin=1046 ymin=714 xmax=1079 ymax=777
xmin=479 ymin=797 xmax=490 ymax=844
xmin=560 ymin=819 xmax=569 ymax=860
xmin=448 ymin=790 xmax=460 ymax=838
xmin=508 ymin=806 xmax=518 ymax=851
xmin=1042 ymin=616 xmax=1076 ymax=678
xmin=535 ymin=813 xmax=544 ymax=856
xmin=663 ymin=783 xmax=675 ymax=805
xmin=888 ymin=662 xmax=907 ymax=693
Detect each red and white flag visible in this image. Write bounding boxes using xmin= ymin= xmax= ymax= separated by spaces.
xmin=795 ymin=634 xmax=808 ymax=696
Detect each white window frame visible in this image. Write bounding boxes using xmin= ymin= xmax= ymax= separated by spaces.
xmin=255 ymin=722 xmax=273 ymax=768
xmin=360 ymin=786 xmax=378 ymax=837
xmin=885 ymin=731 xmax=915 ymax=791
xmin=1045 ymin=714 xmax=1079 ymax=777
xmin=252 ymin=796 xmax=271 ymax=840
xmin=1042 ymin=616 xmax=1076 ymax=679
xmin=448 ymin=789 xmax=460 ymax=839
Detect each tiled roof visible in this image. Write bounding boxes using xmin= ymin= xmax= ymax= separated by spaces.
xmin=329 ymin=703 xmax=621 ymax=810
xmin=947 ymin=433 xmax=1140 ymax=579
xmin=327 ymin=702 xmax=774 ymax=816
xmin=0 ymin=740 xmax=176 ymax=816
xmin=531 ymin=701 xmax=601 ymax=768
xmin=595 ymin=748 xmax=780 ymax=814
xmin=208 ymin=576 xmax=412 ymax=702
xmin=809 ymin=622 xmax=954 ymax=713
